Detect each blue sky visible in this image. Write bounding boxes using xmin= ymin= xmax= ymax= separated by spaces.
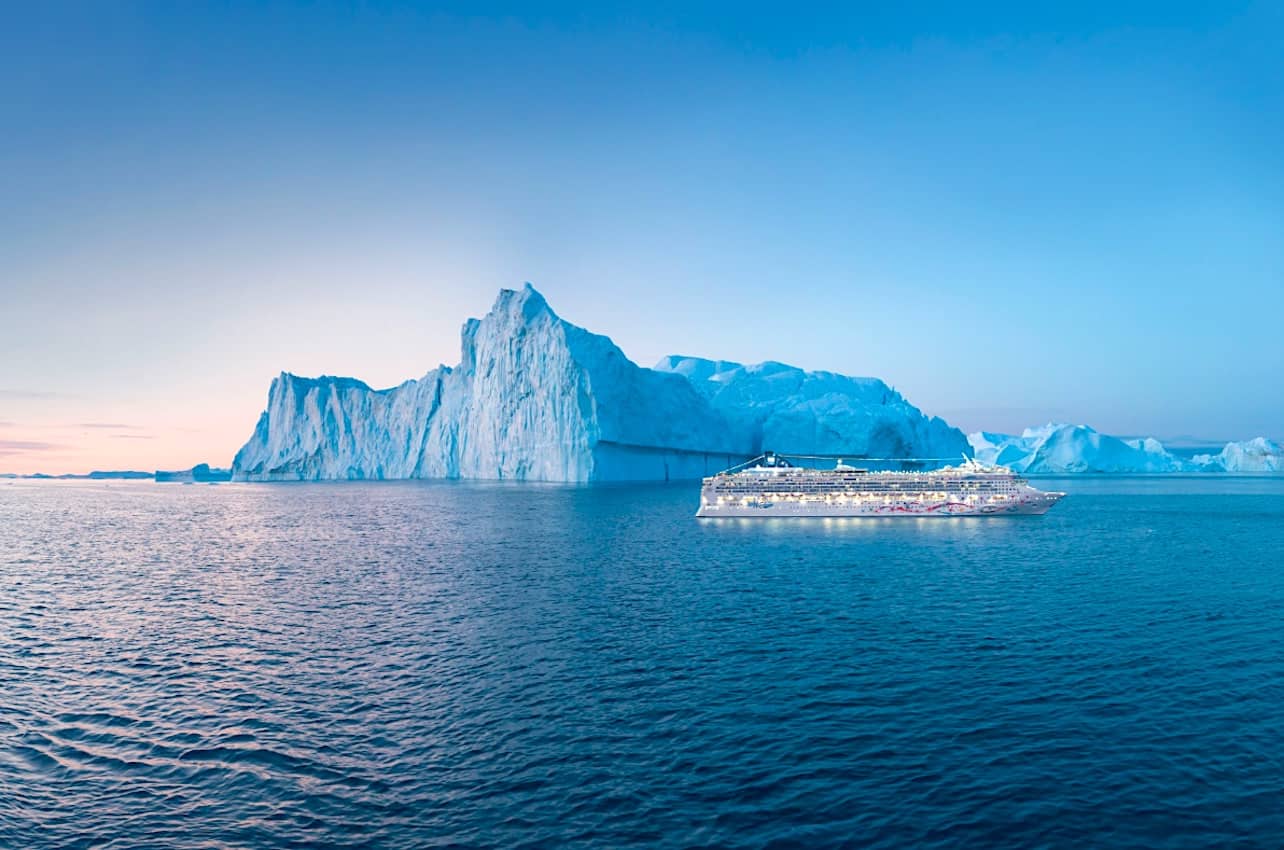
xmin=2 ymin=1 xmax=1281 ymax=471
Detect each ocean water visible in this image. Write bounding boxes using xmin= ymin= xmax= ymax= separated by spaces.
xmin=2 ymin=476 xmax=1283 ymax=849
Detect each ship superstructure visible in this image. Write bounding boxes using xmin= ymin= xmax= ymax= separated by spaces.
xmin=696 ymin=454 xmax=1065 ymax=518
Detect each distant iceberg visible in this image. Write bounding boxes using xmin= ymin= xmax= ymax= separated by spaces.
xmin=968 ymin=424 xmax=1190 ymax=473
xmin=970 ymin=425 xmax=1283 ymax=474
xmin=1193 ymin=438 xmax=1283 ymax=473
xmin=232 ymin=285 xmax=969 ymax=482
xmin=156 ymin=463 xmax=233 ymax=483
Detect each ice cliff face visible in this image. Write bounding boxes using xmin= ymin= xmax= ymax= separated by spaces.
xmin=232 ymin=373 xmax=453 ymax=480
xmin=233 ymin=285 xmax=969 ymax=482
xmin=654 ymin=356 xmax=968 ymax=460
xmin=968 ymin=424 xmax=1190 ymax=473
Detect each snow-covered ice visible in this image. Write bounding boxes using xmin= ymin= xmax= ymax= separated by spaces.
xmin=653 ymin=356 xmax=966 ymax=462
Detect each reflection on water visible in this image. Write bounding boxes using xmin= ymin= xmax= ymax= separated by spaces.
xmin=707 ymin=514 xmax=1010 ymax=538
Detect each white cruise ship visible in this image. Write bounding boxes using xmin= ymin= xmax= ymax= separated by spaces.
xmin=696 ymin=454 xmax=1065 ymax=518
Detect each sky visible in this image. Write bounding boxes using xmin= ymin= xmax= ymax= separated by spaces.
xmin=1 ymin=1 xmax=1281 ymax=473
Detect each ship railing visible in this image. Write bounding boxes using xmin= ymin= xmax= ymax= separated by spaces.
xmin=713 ymin=453 xmax=984 ymax=476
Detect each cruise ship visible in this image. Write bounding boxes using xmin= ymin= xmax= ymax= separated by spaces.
xmin=696 ymin=453 xmax=1065 ymax=518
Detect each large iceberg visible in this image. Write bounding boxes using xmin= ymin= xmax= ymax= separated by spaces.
xmin=968 ymin=424 xmax=1191 ymax=473
xmin=233 ymin=285 xmax=969 ymax=482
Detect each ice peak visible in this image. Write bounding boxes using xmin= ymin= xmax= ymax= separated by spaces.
xmin=1021 ymin=422 xmax=1078 ymax=440
xmin=457 ymin=284 xmax=561 ymax=373
xmin=489 ymin=282 xmax=555 ymax=323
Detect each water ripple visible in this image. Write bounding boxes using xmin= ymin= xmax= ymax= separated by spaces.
xmin=2 ymin=478 xmax=1284 ymax=847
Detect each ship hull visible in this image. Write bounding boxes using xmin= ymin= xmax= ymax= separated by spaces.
xmin=696 ymin=493 xmax=1063 ymax=518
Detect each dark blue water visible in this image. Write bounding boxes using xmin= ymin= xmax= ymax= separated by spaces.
xmin=3 ymin=477 xmax=1283 ymax=849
